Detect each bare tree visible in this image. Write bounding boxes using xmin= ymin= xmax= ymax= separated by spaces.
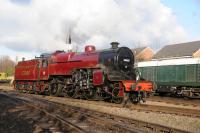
xmin=0 ymin=56 xmax=15 ymax=76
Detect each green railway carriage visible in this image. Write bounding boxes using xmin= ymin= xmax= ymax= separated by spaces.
xmin=137 ymin=58 xmax=200 ymax=98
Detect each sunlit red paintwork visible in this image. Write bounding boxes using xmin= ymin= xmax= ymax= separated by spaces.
xmin=15 ymin=49 xmax=152 ymax=94
xmin=15 ymin=51 xmax=100 ymax=80
xmin=15 ymin=59 xmax=39 ymax=80
xmin=122 ymin=80 xmax=153 ymax=92
xmin=93 ymin=70 xmax=104 ymax=85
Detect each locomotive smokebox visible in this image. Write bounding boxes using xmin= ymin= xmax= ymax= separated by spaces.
xmin=111 ymin=42 xmax=119 ymax=49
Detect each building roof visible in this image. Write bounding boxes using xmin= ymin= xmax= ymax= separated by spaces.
xmin=154 ymin=41 xmax=200 ymax=59
xmin=137 ymin=58 xmax=200 ymax=67
xmin=132 ymin=47 xmax=147 ymax=55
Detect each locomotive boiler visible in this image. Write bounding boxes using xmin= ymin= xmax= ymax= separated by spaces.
xmin=14 ymin=42 xmax=152 ymax=104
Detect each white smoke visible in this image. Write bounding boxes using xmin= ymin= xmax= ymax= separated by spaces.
xmin=0 ymin=0 xmax=187 ymax=54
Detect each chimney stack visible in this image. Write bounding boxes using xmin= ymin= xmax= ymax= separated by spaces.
xmin=111 ymin=42 xmax=119 ymax=49
xmin=68 ymin=34 xmax=71 ymax=44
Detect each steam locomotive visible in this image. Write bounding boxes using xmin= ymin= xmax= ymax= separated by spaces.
xmin=14 ymin=42 xmax=152 ymax=104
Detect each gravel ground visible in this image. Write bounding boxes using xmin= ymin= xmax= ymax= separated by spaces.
xmin=1 ymin=85 xmax=200 ymax=133
xmin=39 ymin=96 xmax=200 ymax=133
xmin=0 ymin=84 xmax=13 ymax=91
xmin=145 ymin=100 xmax=200 ymax=110
xmin=0 ymin=91 xmax=81 ymax=133
xmin=0 ymin=94 xmax=35 ymax=133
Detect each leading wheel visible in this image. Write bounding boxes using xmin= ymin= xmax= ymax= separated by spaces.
xmin=129 ymin=93 xmax=139 ymax=104
xmin=112 ymin=87 xmax=124 ymax=104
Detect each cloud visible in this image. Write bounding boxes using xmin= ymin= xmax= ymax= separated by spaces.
xmin=0 ymin=0 xmax=187 ymax=54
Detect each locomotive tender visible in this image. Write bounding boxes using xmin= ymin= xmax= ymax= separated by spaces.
xmin=14 ymin=42 xmax=152 ymax=103
xmin=137 ymin=58 xmax=200 ymax=98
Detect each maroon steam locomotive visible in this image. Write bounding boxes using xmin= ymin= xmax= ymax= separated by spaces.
xmin=14 ymin=42 xmax=152 ymax=104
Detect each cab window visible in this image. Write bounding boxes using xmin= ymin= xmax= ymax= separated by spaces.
xmin=42 ymin=59 xmax=48 ymax=68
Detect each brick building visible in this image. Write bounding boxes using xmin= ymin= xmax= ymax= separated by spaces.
xmin=154 ymin=41 xmax=200 ymax=59
xmin=132 ymin=47 xmax=154 ymax=62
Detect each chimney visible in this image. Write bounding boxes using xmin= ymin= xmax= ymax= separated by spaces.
xmin=68 ymin=34 xmax=71 ymax=44
xmin=111 ymin=42 xmax=119 ymax=49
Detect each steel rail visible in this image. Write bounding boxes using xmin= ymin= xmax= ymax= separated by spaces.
xmin=1 ymin=92 xmax=88 ymax=133
xmin=7 ymin=91 xmax=191 ymax=133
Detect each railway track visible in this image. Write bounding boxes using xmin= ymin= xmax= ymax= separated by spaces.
xmin=131 ymin=104 xmax=200 ymax=118
xmin=148 ymin=96 xmax=200 ymax=107
xmin=1 ymin=91 xmax=191 ymax=133
xmin=1 ymin=93 xmax=88 ymax=133
xmin=1 ymin=91 xmax=143 ymax=133
xmin=27 ymin=92 xmax=200 ymax=118
xmin=1 ymin=86 xmax=200 ymax=118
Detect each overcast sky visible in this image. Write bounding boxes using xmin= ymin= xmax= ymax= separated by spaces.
xmin=0 ymin=0 xmax=199 ymax=61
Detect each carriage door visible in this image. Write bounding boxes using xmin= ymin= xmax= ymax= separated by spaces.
xmin=197 ymin=61 xmax=200 ymax=83
xmin=39 ymin=58 xmax=49 ymax=80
